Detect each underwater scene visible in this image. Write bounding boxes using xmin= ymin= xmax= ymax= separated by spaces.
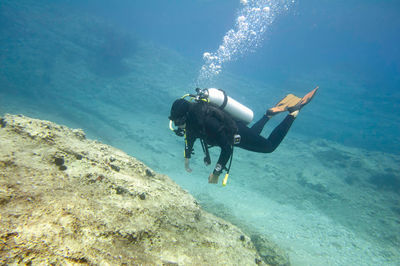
xmin=1 ymin=0 xmax=399 ymax=265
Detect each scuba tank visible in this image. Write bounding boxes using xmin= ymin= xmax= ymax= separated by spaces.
xmin=169 ymin=88 xmax=254 ymax=134
xmin=197 ymin=88 xmax=254 ymax=124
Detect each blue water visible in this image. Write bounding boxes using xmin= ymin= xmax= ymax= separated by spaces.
xmin=1 ymin=0 xmax=399 ymax=265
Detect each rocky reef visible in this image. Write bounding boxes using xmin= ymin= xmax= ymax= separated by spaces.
xmin=0 ymin=114 xmax=269 ymax=265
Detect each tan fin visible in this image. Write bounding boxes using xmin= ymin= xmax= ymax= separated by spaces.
xmin=275 ymin=94 xmax=302 ymax=108
xmin=267 ymin=94 xmax=302 ymax=115
xmin=287 ymin=86 xmax=319 ymax=113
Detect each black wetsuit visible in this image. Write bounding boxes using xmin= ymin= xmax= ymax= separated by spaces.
xmin=183 ymin=102 xmax=296 ymax=172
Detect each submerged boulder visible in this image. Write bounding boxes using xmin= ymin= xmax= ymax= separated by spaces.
xmin=0 ymin=114 xmax=268 ymax=265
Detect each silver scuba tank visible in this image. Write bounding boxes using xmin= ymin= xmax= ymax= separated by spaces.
xmin=200 ymin=88 xmax=254 ymax=125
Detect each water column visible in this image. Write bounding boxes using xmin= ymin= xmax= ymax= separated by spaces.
xmin=197 ymin=0 xmax=295 ymax=86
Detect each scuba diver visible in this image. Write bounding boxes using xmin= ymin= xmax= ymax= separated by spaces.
xmin=169 ymin=87 xmax=318 ymax=185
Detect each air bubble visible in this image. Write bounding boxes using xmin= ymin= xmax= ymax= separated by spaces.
xmin=197 ymin=0 xmax=295 ymax=85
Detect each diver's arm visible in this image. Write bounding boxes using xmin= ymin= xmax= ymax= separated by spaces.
xmin=202 ymin=117 xmax=233 ymax=183
xmin=208 ymin=143 xmax=232 ymax=184
xmin=215 ymin=142 xmax=232 ymax=174
xmin=210 ymin=132 xmax=233 ymax=182
xmin=184 ymin=132 xmax=196 ymax=172
xmin=184 ymin=132 xmax=196 ymax=159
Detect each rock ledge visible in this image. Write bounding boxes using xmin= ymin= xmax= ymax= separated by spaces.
xmin=0 ymin=114 xmax=267 ymax=265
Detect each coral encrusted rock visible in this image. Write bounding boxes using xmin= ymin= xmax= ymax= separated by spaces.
xmin=0 ymin=114 xmax=266 ymax=265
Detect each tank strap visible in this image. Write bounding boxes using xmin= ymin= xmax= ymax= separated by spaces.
xmin=218 ymin=89 xmax=229 ymax=110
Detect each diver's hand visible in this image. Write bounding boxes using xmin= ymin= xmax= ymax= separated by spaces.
xmin=208 ymin=172 xmax=220 ymax=184
xmin=208 ymin=163 xmax=222 ymax=184
xmin=184 ymin=158 xmax=192 ymax=173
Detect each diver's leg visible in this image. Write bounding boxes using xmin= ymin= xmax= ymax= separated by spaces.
xmin=238 ymin=113 xmax=296 ymax=153
xmin=250 ymin=92 xmax=301 ymax=136
xmin=244 ymin=87 xmax=318 ymax=149
xmin=263 ymin=113 xmax=296 ymax=152
xmin=250 ymin=115 xmax=270 ymax=135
